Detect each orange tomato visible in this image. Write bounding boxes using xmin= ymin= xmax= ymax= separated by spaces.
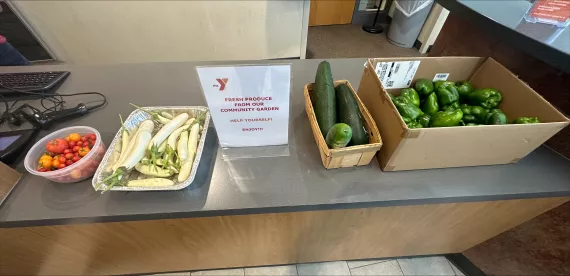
xmin=52 ymin=159 xmax=61 ymax=168
xmin=68 ymin=133 xmax=81 ymax=142
xmin=78 ymin=147 xmax=90 ymax=157
xmin=39 ymin=158 xmax=52 ymax=168
xmin=39 ymin=155 xmax=53 ymax=162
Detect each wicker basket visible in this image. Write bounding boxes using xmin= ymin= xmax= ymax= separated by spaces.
xmin=304 ymin=80 xmax=383 ymax=169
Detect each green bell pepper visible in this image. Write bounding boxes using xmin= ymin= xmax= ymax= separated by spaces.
xmin=430 ymin=109 xmax=464 ymax=127
xmin=485 ymin=109 xmax=508 ymax=125
xmin=456 ymin=81 xmax=473 ymax=102
xmin=421 ymin=92 xmax=439 ymax=116
xmin=512 ymin=117 xmax=540 ymax=124
xmin=400 ymin=88 xmax=420 ymax=107
xmin=468 ymin=88 xmax=502 ymax=109
xmin=417 ymin=114 xmax=431 ymax=128
xmin=442 ymin=102 xmax=460 ymax=111
xmin=435 ymin=81 xmax=460 ymax=106
xmin=401 ymin=116 xmax=412 ymax=124
xmin=393 ymin=96 xmax=423 ymax=121
xmin=460 ymin=104 xmax=488 ymax=123
xmin=415 ymin=79 xmax=434 ymax=96
xmin=434 ymin=80 xmax=448 ymax=90
xmin=406 ymin=121 xmax=423 ymax=129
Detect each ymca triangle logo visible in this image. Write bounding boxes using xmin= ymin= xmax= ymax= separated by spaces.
xmin=215 ymin=78 xmax=229 ymax=91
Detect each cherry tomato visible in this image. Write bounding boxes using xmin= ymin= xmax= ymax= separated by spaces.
xmin=65 ymin=153 xmax=74 ymax=160
xmin=68 ymin=133 xmax=81 ymax=142
xmin=59 ymin=156 xmax=67 ymax=163
xmin=69 ymin=141 xmax=76 ymax=148
xmin=37 ymin=167 xmax=47 ymax=172
xmin=70 ymin=169 xmax=82 ymax=179
xmin=39 ymin=155 xmax=53 ymax=162
xmin=73 ymin=146 xmax=81 ymax=152
xmin=78 ymin=147 xmax=90 ymax=157
xmin=64 ymin=137 xmax=70 ymax=141
xmin=87 ymin=133 xmax=97 ymax=140
xmin=46 ymin=138 xmax=69 ymax=154
xmin=52 ymin=159 xmax=61 ymax=168
xmin=66 ymin=160 xmax=73 ymax=166
xmin=76 ymin=141 xmax=83 ymax=147
xmin=58 ymin=163 xmax=66 ymax=169
xmin=72 ymin=155 xmax=81 ymax=162
xmin=39 ymin=158 xmax=52 ymax=168
xmin=81 ymin=136 xmax=88 ymax=142
xmin=63 ymin=149 xmax=72 ymax=154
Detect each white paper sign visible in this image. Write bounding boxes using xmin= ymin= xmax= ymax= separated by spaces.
xmin=374 ymin=61 xmax=420 ymax=89
xmin=196 ymin=65 xmax=291 ymax=147
xmin=433 ymin=73 xmax=450 ymax=81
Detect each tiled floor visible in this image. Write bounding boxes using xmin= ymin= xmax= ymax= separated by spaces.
xmin=153 ymin=256 xmax=464 ymax=276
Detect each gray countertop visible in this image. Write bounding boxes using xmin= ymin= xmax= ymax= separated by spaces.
xmin=1 ymin=59 xmax=570 ymax=228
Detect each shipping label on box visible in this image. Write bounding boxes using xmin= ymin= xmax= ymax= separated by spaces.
xmin=374 ymin=61 xmax=420 ymax=89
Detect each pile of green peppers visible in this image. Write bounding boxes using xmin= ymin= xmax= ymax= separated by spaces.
xmin=390 ymin=79 xmax=541 ymax=128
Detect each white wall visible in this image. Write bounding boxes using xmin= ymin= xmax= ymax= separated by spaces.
xmin=9 ymin=1 xmax=307 ymax=64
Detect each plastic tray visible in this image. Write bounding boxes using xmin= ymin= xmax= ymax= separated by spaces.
xmin=92 ymin=106 xmax=210 ymax=191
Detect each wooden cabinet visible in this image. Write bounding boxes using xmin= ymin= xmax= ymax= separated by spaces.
xmin=309 ymin=0 xmax=356 ymax=26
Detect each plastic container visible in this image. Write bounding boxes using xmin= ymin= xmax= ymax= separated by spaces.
xmin=24 ymin=126 xmax=106 ymax=183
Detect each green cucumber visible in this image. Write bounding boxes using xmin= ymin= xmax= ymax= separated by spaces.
xmin=325 ymin=123 xmax=352 ymax=149
xmin=312 ymin=61 xmax=336 ymax=137
xmin=335 ymin=83 xmax=368 ymax=146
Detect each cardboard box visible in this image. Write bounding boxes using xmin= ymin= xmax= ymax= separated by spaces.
xmin=304 ymin=80 xmax=383 ymax=169
xmin=0 ymin=162 xmax=21 ymax=206
xmin=357 ymin=57 xmax=569 ymax=171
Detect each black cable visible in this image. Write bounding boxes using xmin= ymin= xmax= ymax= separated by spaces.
xmin=0 ymin=93 xmax=9 ymax=112
xmin=0 ymin=83 xmax=107 ymax=113
xmin=9 ymin=100 xmax=20 ymax=111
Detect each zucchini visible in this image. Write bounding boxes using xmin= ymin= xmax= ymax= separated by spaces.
xmin=312 ymin=61 xmax=336 ymax=137
xmin=335 ymin=83 xmax=368 ymax=146
xmin=325 ymin=123 xmax=352 ymax=149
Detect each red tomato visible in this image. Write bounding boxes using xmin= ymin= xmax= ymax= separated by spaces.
xmin=45 ymin=138 xmax=69 ymax=154
xmin=76 ymin=141 xmax=83 ymax=147
xmin=37 ymin=167 xmax=47 ymax=172
xmin=87 ymin=134 xmax=97 ymax=140
xmin=58 ymin=163 xmax=66 ymax=169
xmin=78 ymin=147 xmax=90 ymax=157
xmin=69 ymin=141 xmax=76 ymax=148
xmin=66 ymin=160 xmax=73 ymax=166
xmin=72 ymin=156 xmax=81 ymax=162
xmin=58 ymin=156 xmax=67 ymax=163
xmin=73 ymin=146 xmax=81 ymax=152
xmin=65 ymin=153 xmax=74 ymax=160
xmin=63 ymin=149 xmax=72 ymax=154
xmin=81 ymin=136 xmax=88 ymax=142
